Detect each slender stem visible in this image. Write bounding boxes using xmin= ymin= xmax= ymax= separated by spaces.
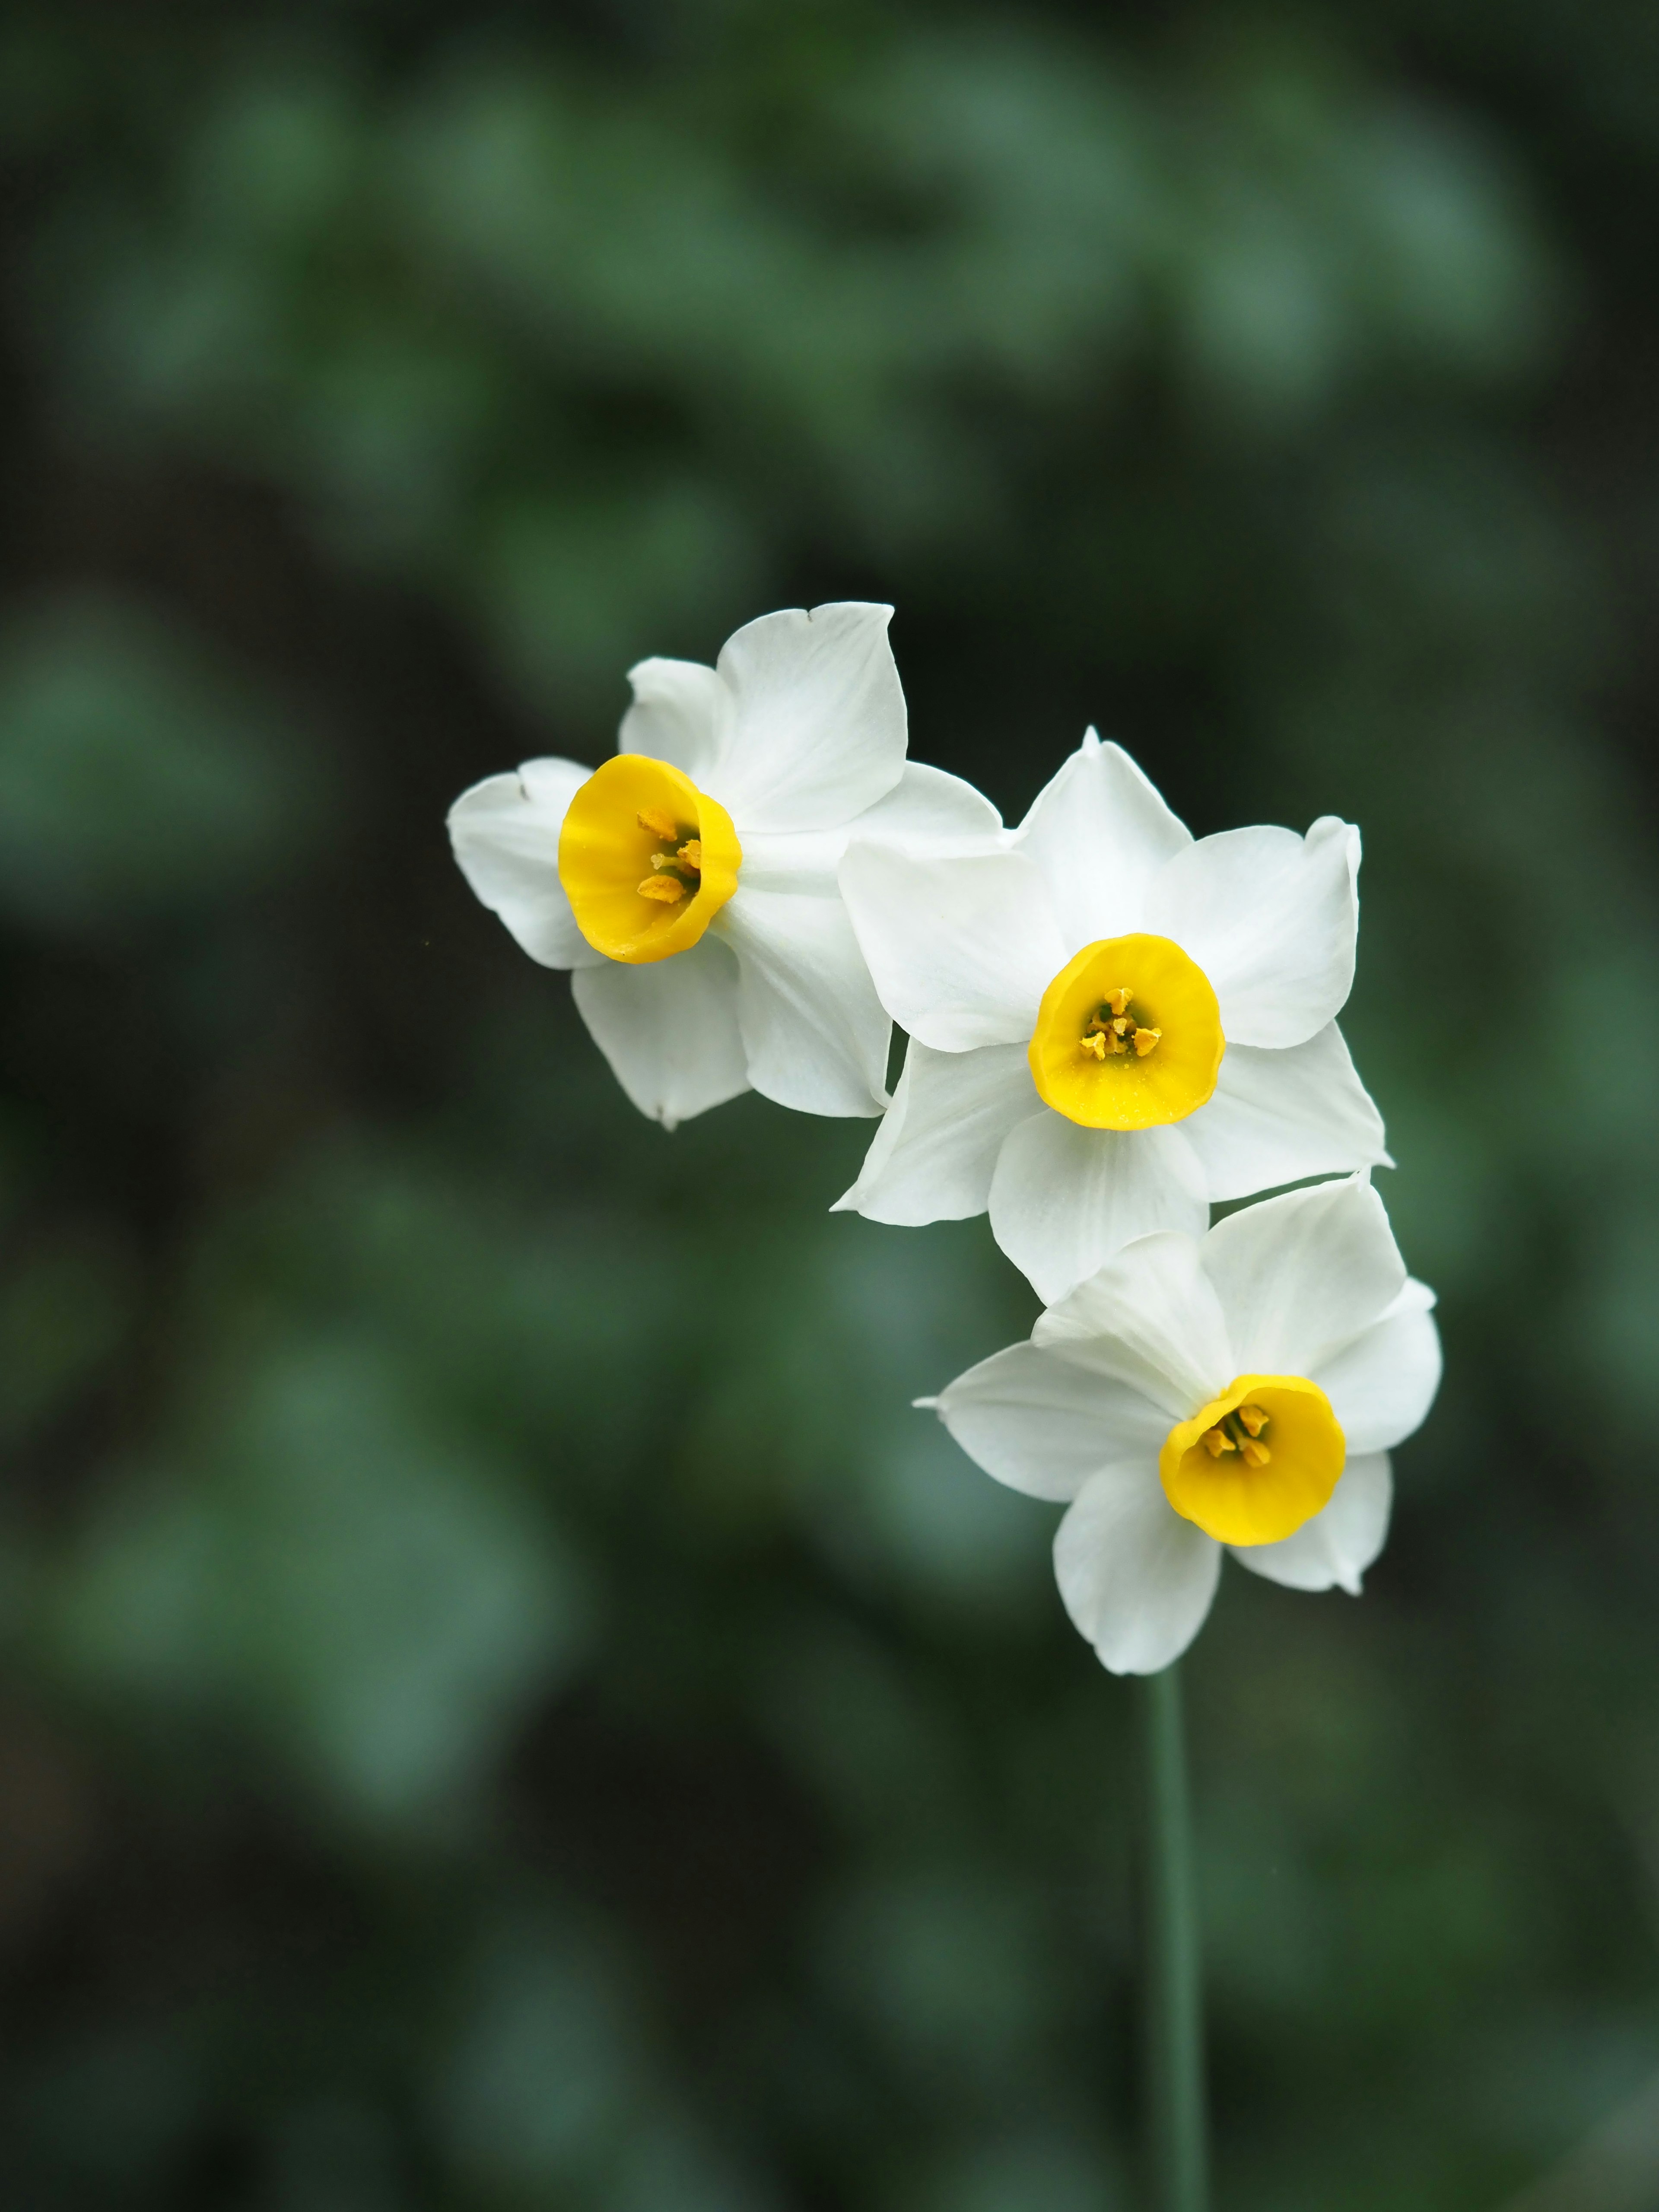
xmin=1137 ymin=1662 xmax=1208 ymax=2212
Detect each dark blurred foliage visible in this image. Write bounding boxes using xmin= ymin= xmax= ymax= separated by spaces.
xmin=0 ymin=2 xmax=1657 ymax=2207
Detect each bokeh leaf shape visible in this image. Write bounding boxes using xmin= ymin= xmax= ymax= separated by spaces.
xmin=50 ymin=1338 xmax=592 ymax=1824
xmin=0 ymin=1232 xmax=134 ymax=1449
xmin=0 ymin=595 xmax=312 ymax=933
xmin=439 ymin=1916 xmax=642 ymax=2188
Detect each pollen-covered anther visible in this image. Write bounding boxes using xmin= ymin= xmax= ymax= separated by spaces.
xmin=1240 ymin=1438 xmax=1272 ymax=1468
xmin=1201 ymin=1427 xmax=1236 ymax=1458
xmin=1106 ymin=987 xmax=1132 ymax=1016
xmin=1081 ymin=1031 xmax=1108 ymax=1061
xmin=1133 ymin=1027 xmax=1162 ymax=1057
xmin=636 ymin=874 xmax=687 ymax=903
xmin=636 ymin=807 xmax=679 ymax=842
xmin=1237 ymin=1403 xmax=1269 ymax=1437
xmin=677 ymin=839 xmax=702 ymax=871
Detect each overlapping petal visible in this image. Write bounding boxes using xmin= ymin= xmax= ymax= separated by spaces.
xmin=1229 ymin=1452 xmax=1392 ymax=1594
xmin=741 ymin=763 xmax=1001 ymax=896
xmin=832 ymin=1040 xmax=1034 ymax=1224
xmin=1054 ymin=1464 xmax=1222 ymax=1675
xmin=1013 ymin=732 xmax=1191 ymax=951
xmin=704 ymin=602 xmax=907 ymax=834
xmin=1033 ymin=1229 xmax=1233 ymax=1416
xmin=1310 ymin=1280 xmax=1441 ymax=1453
xmin=447 ymin=758 xmax=603 ymax=970
xmin=988 ymin=1113 xmax=1209 ymax=1306
xmin=1181 ymin=1023 xmax=1390 ymax=1201
xmin=932 ymin=1343 xmax=1167 ymax=1503
xmin=720 ymin=888 xmax=890 ymax=1116
xmin=618 ymin=657 xmax=725 ymax=782
xmin=856 ymin=760 xmax=1004 ymax=846
xmin=1199 ymin=1175 xmax=1406 ymax=1379
xmin=839 ymin=843 xmax=1065 ymax=1051
xmin=1143 ymin=816 xmax=1359 ymax=1048
xmin=571 ymin=935 xmax=749 ymax=1129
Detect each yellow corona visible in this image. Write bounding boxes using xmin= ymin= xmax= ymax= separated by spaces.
xmin=1159 ymin=1374 xmax=1346 ymax=1545
xmin=1027 ymin=932 xmax=1224 ymax=1130
xmin=557 ymin=754 xmax=741 ymax=964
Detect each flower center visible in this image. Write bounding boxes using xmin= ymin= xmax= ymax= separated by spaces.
xmin=1159 ymin=1374 xmax=1345 ymax=1545
xmin=557 ymin=753 xmax=741 ymax=965
xmin=1027 ymin=932 xmax=1224 ymax=1130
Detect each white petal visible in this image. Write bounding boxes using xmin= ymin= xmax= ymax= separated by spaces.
xmin=618 ymin=656 xmax=726 ymax=782
xmin=737 ymin=763 xmax=1004 ymax=896
xmin=737 ymin=826 xmax=844 ymax=896
xmin=839 ymin=843 xmax=1066 ymax=1051
xmin=1144 ymin=816 xmax=1359 ymax=1048
xmin=1033 ymin=1229 xmax=1234 ymax=1419
xmin=1182 ymin=1023 xmax=1391 ymax=1201
xmin=988 ymin=1112 xmax=1211 ymax=1305
xmin=1229 ymin=1452 xmax=1392 ymax=1595
xmin=934 ymin=1343 xmax=1169 ymax=1503
xmin=1199 ymin=1174 xmax=1407 ymax=1379
xmin=855 ymin=759 xmax=1005 ymax=844
xmin=570 ymin=936 xmax=748 ymax=1129
xmin=703 ymin=602 xmax=907 ymax=833
xmin=1054 ymin=1464 xmax=1222 ymax=1675
xmin=447 ymin=760 xmax=603 ymax=970
xmin=1310 ymin=1281 xmax=1441 ymax=1453
xmin=832 ymin=1040 xmax=1035 ymax=1224
xmin=1012 ymin=731 xmax=1191 ymax=951
xmin=720 ymin=888 xmax=889 ymax=1117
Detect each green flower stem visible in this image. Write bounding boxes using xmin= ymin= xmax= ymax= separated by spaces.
xmin=1138 ymin=1662 xmax=1208 ymax=2212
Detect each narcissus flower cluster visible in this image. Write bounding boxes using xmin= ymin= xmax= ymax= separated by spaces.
xmin=449 ymin=603 xmax=1440 ymax=1674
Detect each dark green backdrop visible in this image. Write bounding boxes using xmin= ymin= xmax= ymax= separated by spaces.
xmin=2 ymin=3 xmax=1657 ymax=2207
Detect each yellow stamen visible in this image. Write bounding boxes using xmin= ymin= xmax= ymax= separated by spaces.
xmin=637 ymin=874 xmax=687 ymax=903
xmin=1239 ymin=1439 xmax=1271 ymax=1468
xmin=677 ymin=839 xmax=702 ymax=871
xmin=1201 ymin=1427 xmax=1236 ymax=1457
xmin=1133 ymin=1027 xmax=1162 ymax=1056
xmin=1237 ymin=1403 xmax=1269 ymax=1437
xmin=1106 ymin=987 xmax=1132 ymax=1016
xmin=1080 ymin=1031 xmax=1107 ymax=1060
xmin=636 ymin=807 xmax=679 ymax=842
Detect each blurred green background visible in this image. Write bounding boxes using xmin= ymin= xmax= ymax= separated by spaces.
xmin=1 ymin=3 xmax=1656 ymax=2207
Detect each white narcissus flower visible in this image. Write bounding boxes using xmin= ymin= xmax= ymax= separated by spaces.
xmin=924 ymin=1176 xmax=1440 ymax=1674
xmin=447 ymin=604 xmax=998 ymax=1128
xmin=836 ymin=731 xmax=1389 ymax=1300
